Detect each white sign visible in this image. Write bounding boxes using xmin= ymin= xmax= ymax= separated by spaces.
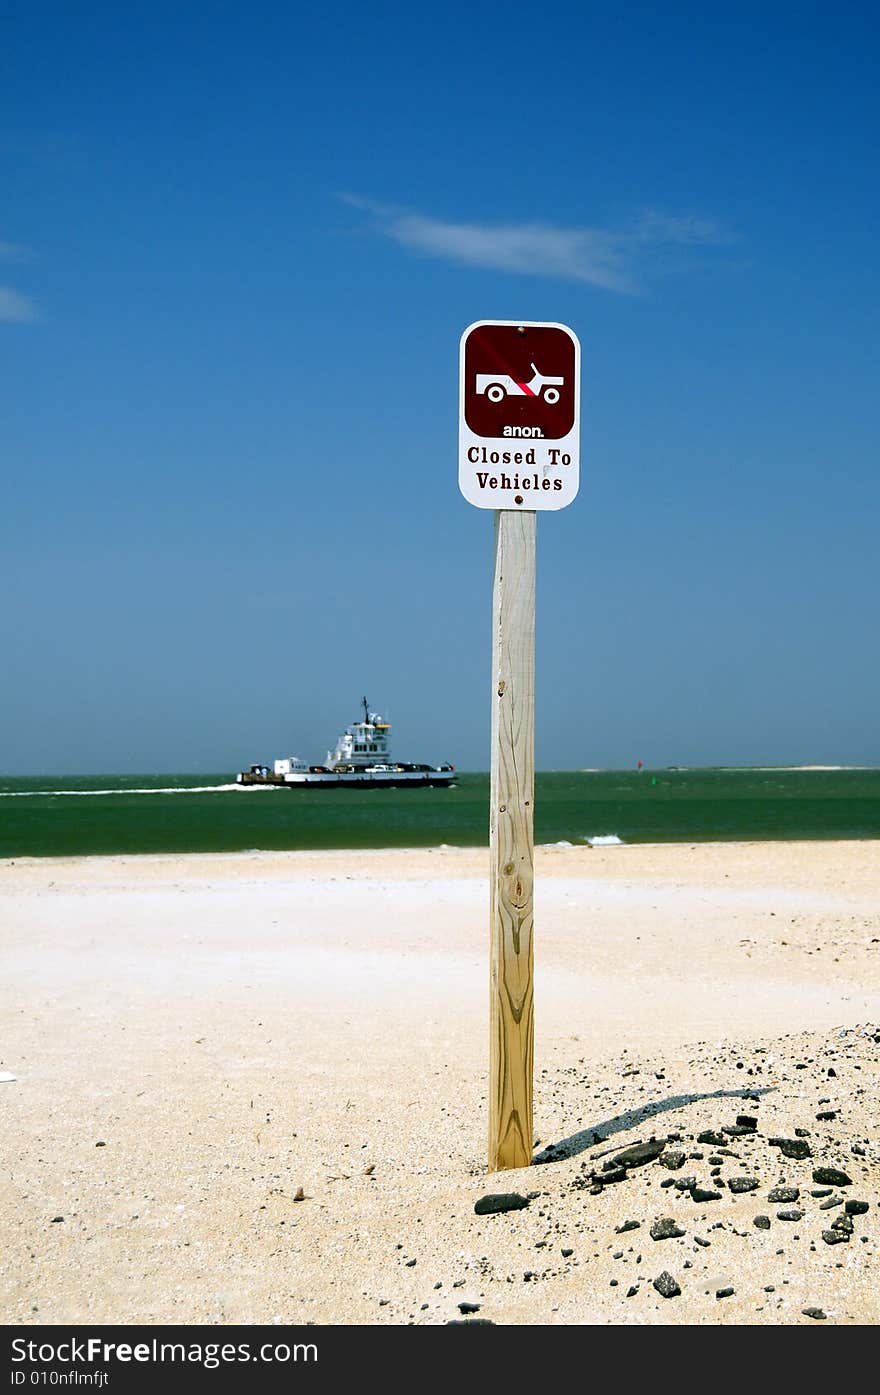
xmin=459 ymin=320 xmax=580 ymax=510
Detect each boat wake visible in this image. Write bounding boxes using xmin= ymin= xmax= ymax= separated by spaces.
xmin=0 ymin=783 xmax=278 ymax=798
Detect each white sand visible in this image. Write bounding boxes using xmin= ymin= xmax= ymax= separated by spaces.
xmin=1 ymin=842 xmax=878 ymax=1325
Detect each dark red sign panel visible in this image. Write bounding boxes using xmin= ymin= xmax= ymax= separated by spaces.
xmin=463 ymin=323 xmax=576 ymax=440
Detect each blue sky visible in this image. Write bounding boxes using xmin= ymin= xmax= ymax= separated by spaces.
xmin=2 ymin=2 xmax=878 ymax=773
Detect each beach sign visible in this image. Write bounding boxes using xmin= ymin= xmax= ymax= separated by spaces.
xmin=459 ymin=320 xmax=581 ymax=510
xmin=460 ymin=320 xmax=582 ymax=1171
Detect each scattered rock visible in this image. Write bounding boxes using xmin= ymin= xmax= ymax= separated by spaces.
xmin=457 ymin=1301 xmax=481 ymax=1314
xmin=767 ymin=1187 xmax=799 ymax=1203
xmin=816 ymin=1110 xmax=837 ymax=1121
xmin=736 ymin=1115 xmax=759 ymax=1130
xmin=50 ymin=1217 xmax=64 ymax=1224
xmin=819 ymin=1196 xmax=843 ymax=1210
xmin=693 ymin=1236 xmax=710 ymax=1248
xmin=770 ymin=1138 xmax=812 ymax=1160
xmin=802 ymin=1307 xmax=827 ymax=1320
xmin=474 ymin=1193 xmax=530 ymax=1215
xmin=812 ymin=1167 xmax=852 ymax=1187
xmin=716 ymin=1286 xmax=735 ymax=1299
xmin=292 ymin=1187 xmax=305 ymax=1202
xmin=561 ymin=1248 xmax=573 ymax=1258
xmin=659 ymin=1150 xmax=686 ymax=1170
xmin=753 ymin=1215 xmax=771 ymax=1229
xmin=776 ymin=1209 xmax=803 ymax=1222
xmin=611 ymin=1139 xmax=666 ymax=1169
xmin=845 ymin=1200 xmax=869 ymax=1216
xmin=728 ymin=1177 xmax=759 ymax=1194
xmin=690 ymin=1187 xmax=722 ymax=1203
xmin=697 ymin=1131 xmax=726 ymax=1146
xmin=626 ymin=1285 xmax=639 ymax=1297
xmin=650 ymin=1218 xmax=685 ymax=1241
xmin=615 ymin=1220 xmax=640 ymax=1234
xmin=822 ymin=1230 xmax=849 ymax=1245
xmin=652 ymin=1271 xmax=680 ymax=1298
xmin=597 ymin=1166 xmax=628 ymax=1185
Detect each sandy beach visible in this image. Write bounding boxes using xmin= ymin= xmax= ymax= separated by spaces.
xmin=1 ymin=841 xmax=878 ymax=1326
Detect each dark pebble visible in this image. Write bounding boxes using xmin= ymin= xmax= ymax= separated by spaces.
xmin=724 ymin=1125 xmax=754 ymax=1137
xmin=753 ymin=1215 xmax=771 ymax=1229
xmin=819 ymin=1197 xmax=843 ymax=1210
xmin=660 ymin=1178 xmax=676 ymax=1189
xmin=736 ymin=1115 xmax=759 ymax=1130
xmin=615 ymin=1220 xmax=640 ymax=1234
xmin=802 ymin=1307 xmax=826 ymax=1320
xmin=561 ymin=1248 xmax=574 ymax=1258
xmin=812 ymin=1167 xmax=852 ymax=1187
xmin=716 ymin=1286 xmax=735 ymax=1299
xmin=50 ymin=1217 xmax=64 ymax=1224
xmin=822 ymin=1230 xmax=849 ymax=1245
xmin=794 ymin=1128 xmax=811 ymax=1138
xmin=650 ymin=1218 xmax=685 ymax=1241
xmin=816 ymin=1110 xmax=837 ymax=1121
xmin=660 ymin=1150 xmax=686 ymax=1170
xmin=598 ymin=1166 xmax=628 ymax=1184
xmin=697 ymin=1131 xmax=726 ymax=1146
xmin=768 ymin=1187 xmax=799 ymax=1203
xmin=474 ymin=1193 xmax=530 ymax=1215
xmin=776 ymin=1209 xmax=803 ymax=1222
xmin=457 ymin=1301 xmax=481 ymax=1314
xmin=728 ymin=1177 xmax=759 ymax=1194
xmin=673 ymin=1176 xmax=698 ymax=1191
xmin=652 ymin=1271 xmax=681 ymax=1298
xmin=845 ymin=1200 xmax=869 ymax=1216
xmin=811 ymin=1188 xmax=832 ymax=1197
xmin=611 ymin=1139 xmax=667 ymax=1169
xmin=831 ymin=1214 xmax=854 ymax=1235
xmin=691 ymin=1188 xmax=722 ymax=1203
xmin=771 ymin=1138 xmax=812 ymax=1160
xmin=626 ymin=1285 xmax=638 ymax=1297
xmin=694 ymin=1236 xmax=710 ymax=1248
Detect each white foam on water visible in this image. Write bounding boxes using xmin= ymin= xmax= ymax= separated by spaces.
xmin=0 ymin=783 xmax=278 ymax=798
xmin=583 ymin=834 xmax=625 ymax=846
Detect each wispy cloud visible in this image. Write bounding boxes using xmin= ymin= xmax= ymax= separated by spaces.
xmin=340 ymin=195 xmax=731 ymax=293
xmin=0 ymin=287 xmax=38 ymax=322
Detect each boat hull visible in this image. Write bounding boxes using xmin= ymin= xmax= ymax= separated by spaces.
xmin=236 ymin=770 xmax=456 ymax=790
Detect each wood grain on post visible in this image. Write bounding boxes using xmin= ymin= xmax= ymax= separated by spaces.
xmin=488 ymin=508 xmax=536 ymax=1172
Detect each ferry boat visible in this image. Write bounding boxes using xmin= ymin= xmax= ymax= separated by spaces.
xmin=236 ymin=699 xmax=456 ymax=789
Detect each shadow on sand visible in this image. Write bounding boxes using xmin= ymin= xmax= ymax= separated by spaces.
xmin=533 ymin=1086 xmax=775 ymax=1165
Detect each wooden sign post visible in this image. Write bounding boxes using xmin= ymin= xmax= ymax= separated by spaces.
xmin=459 ymin=320 xmax=581 ymax=1172
xmin=489 ymin=508 xmax=536 ymax=1170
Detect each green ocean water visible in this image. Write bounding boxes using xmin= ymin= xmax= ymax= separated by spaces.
xmin=1 ymin=769 xmax=879 ymax=858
